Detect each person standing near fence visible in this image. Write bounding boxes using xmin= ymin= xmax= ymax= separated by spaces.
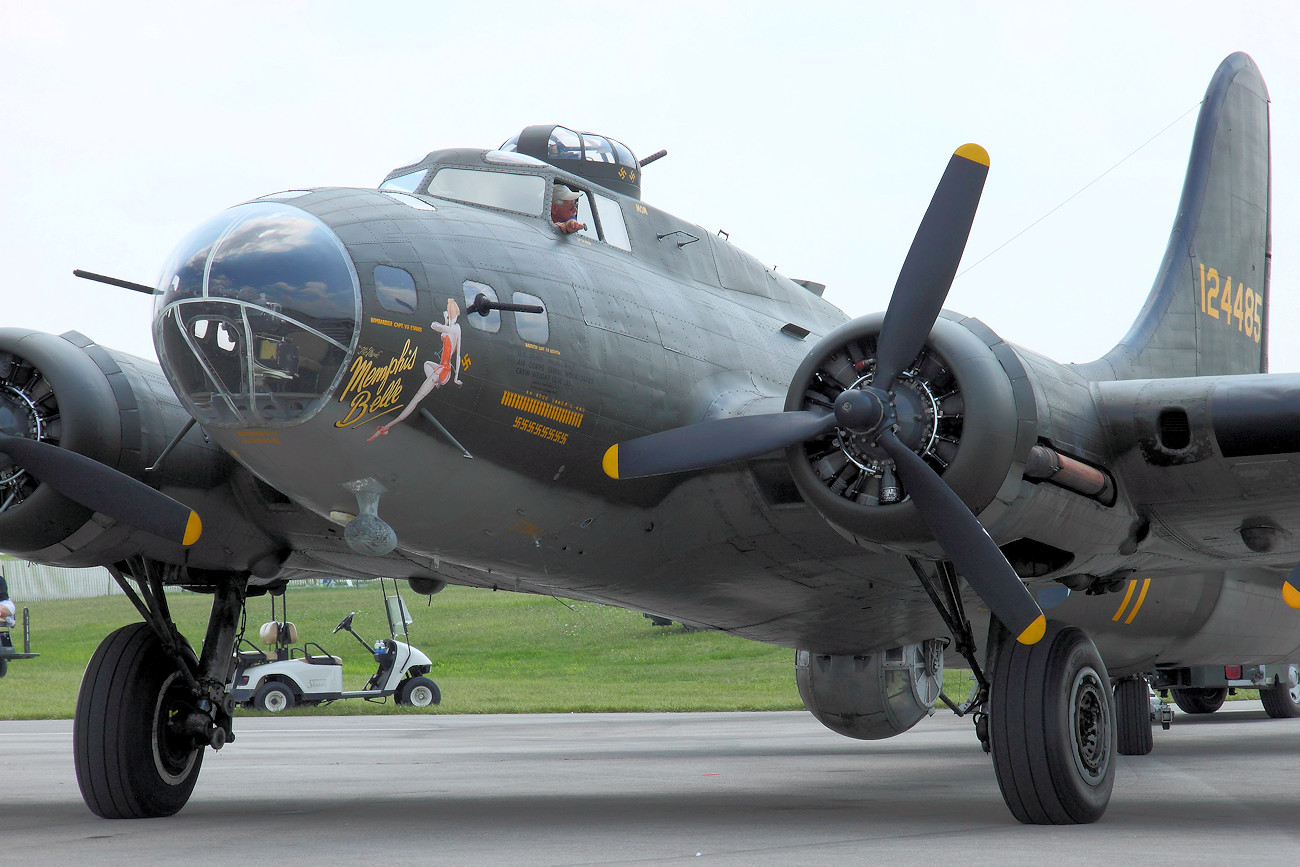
xmin=0 ymin=575 xmax=15 ymax=629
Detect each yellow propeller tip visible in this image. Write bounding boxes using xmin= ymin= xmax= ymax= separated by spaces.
xmin=955 ymin=143 xmax=990 ymax=166
xmin=183 ymin=511 xmax=202 ymax=546
xmin=602 ymin=444 xmax=620 ymax=480
xmin=1284 ymin=580 xmax=1300 ymax=609
xmin=1015 ymin=614 xmax=1047 ymax=645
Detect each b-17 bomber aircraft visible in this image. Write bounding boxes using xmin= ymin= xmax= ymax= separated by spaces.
xmin=1 ymin=51 xmax=1297 ymax=825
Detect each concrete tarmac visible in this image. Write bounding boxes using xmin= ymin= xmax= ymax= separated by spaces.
xmin=2 ymin=703 xmax=1297 ymax=865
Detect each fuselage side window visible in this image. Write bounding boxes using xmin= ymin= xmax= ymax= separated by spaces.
xmin=463 ymin=281 xmax=501 ymax=333
xmin=428 ymin=168 xmax=545 ymax=216
xmin=593 ymin=193 xmax=631 ymax=251
xmin=374 ymin=265 xmax=417 ymax=314
xmin=512 ymin=292 xmax=548 ymax=345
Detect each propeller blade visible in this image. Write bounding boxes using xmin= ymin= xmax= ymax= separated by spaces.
xmin=873 ymin=144 xmax=990 ymax=388
xmin=0 ymin=434 xmax=202 ymax=546
xmin=876 ymin=429 xmax=1045 ymax=645
xmin=603 ymin=410 xmax=836 ymax=479
xmin=1285 ymin=563 xmax=1300 ymax=609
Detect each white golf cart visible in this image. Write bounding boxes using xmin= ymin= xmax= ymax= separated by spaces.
xmin=229 ymin=578 xmax=440 ymax=712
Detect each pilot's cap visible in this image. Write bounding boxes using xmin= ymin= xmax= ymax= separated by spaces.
xmin=552 ymin=185 xmax=581 ymax=204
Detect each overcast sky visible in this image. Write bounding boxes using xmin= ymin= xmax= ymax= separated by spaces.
xmin=2 ymin=2 xmax=1297 ymax=371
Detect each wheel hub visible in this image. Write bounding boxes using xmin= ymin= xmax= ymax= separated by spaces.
xmin=152 ymin=671 xmax=202 ymax=784
xmin=1069 ymin=666 xmax=1110 ymax=782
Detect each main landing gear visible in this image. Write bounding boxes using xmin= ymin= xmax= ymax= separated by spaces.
xmin=913 ymin=558 xmax=1116 ymax=824
xmin=988 ymin=620 xmax=1115 ymax=823
xmin=73 ymin=557 xmax=248 ymax=819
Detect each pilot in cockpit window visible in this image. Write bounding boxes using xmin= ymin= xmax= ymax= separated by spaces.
xmin=551 ymin=184 xmax=588 ymax=234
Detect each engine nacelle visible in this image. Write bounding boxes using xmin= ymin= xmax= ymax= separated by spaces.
xmin=784 ymin=313 xmax=1033 ymax=551
xmin=795 ymin=640 xmax=945 ymax=740
xmin=0 ymin=328 xmax=236 ymax=567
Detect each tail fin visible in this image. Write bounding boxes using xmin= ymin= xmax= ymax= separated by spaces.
xmin=1083 ymin=52 xmax=1271 ymax=380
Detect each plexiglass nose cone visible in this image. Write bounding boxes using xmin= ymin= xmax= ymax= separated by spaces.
xmin=153 ymin=202 xmax=360 ymax=427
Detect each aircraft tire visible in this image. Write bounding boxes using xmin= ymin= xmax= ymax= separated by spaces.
xmin=254 ymin=681 xmax=296 ymax=713
xmin=990 ymin=620 xmax=1115 ymax=824
xmin=1113 ymin=676 xmax=1153 ymax=755
xmin=396 ymin=676 xmax=441 ymax=708
xmin=74 ymin=622 xmax=203 ymax=819
xmin=0 ymin=658 xmax=7 ymax=678
xmin=1171 ymin=687 xmax=1226 ymax=714
xmin=1258 ymin=679 xmax=1300 ymax=719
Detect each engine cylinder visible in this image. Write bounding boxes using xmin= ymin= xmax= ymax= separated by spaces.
xmin=784 ymin=314 xmax=1031 ymax=551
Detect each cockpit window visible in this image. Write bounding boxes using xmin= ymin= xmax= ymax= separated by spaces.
xmin=592 ymin=193 xmax=631 ymax=251
xmin=573 ymin=193 xmax=599 ymax=242
xmin=485 ymin=150 xmax=547 ymax=167
xmin=380 ymin=169 xmax=426 ymax=193
xmin=427 ymin=168 xmax=545 ymax=216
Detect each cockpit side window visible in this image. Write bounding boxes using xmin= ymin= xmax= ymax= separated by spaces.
xmin=573 ymin=193 xmax=599 ymax=242
xmin=428 ymin=168 xmax=545 ymax=216
xmin=592 ymin=193 xmax=631 ymax=251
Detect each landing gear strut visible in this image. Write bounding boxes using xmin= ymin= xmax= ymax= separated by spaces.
xmin=911 ymin=558 xmax=1116 ymax=823
xmin=73 ymin=557 xmax=248 ymax=818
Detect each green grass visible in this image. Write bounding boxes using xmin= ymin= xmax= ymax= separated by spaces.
xmin=0 ymin=584 xmax=823 ymax=719
xmin=11 ymin=583 xmax=1238 ymax=720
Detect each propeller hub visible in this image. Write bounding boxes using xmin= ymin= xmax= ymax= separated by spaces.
xmin=833 ymin=387 xmax=891 ymax=435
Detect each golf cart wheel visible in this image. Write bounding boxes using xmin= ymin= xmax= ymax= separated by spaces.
xmin=397 ymin=676 xmax=440 ymax=708
xmin=1171 ymin=687 xmax=1226 ymax=714
xmin=254 ymin=681 xmax=296 ymax=713
xmin=1259 ymin=676 xmax=1300 ymax=718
